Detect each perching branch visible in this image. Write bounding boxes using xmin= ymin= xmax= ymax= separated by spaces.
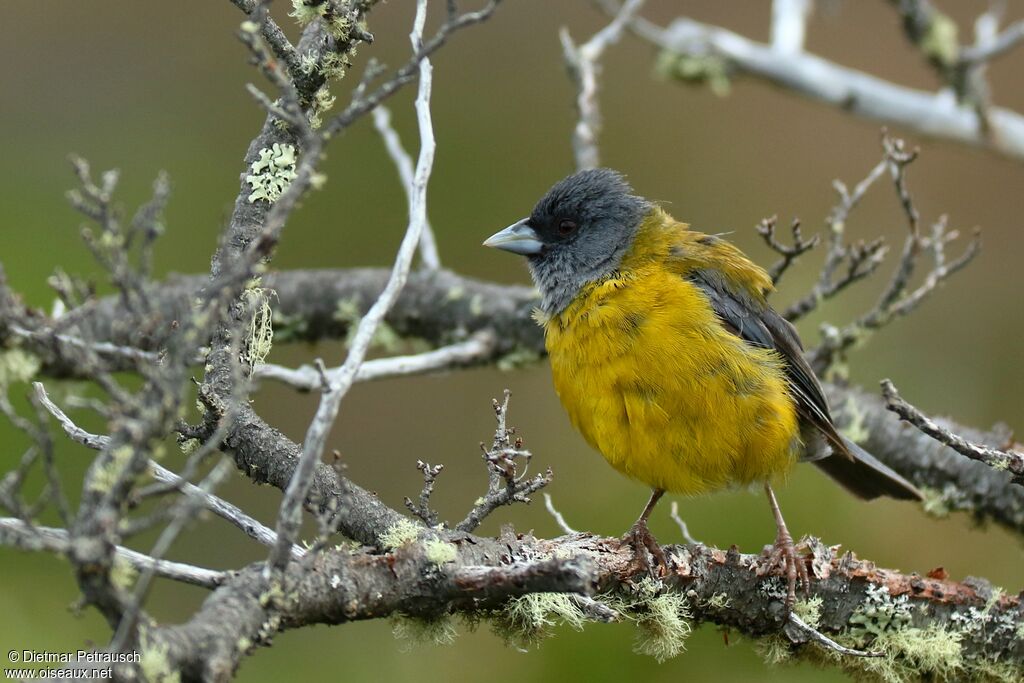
xmin=122 ymin=529 xmax=1024 ymax=680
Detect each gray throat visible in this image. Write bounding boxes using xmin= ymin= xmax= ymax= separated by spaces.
xmin=527 ymin=242 xmax=632 ymax=317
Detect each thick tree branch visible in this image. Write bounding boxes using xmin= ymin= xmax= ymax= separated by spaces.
xmin=130 ymin=531 xmax=1023 ymax=680
xmin=18 ymin=264 xmax=1022 ymax=535
xmin=621 ymin=10 xmax=1024 ymax=162
xmin=881 ymin=379 xmax=1024 ymax=486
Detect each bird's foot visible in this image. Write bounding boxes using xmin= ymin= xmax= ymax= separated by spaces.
xmin=621 ymin=520 xmax=668 ymax=578
xmin=757 ymin=530 xmax=809 ymax=611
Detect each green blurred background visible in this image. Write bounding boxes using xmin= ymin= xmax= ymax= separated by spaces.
xmin=2 ymin=1 xmax=1022 ymax=681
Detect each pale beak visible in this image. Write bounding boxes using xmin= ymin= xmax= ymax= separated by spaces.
xmin=483 ymin=218 xmax=544 ymax=256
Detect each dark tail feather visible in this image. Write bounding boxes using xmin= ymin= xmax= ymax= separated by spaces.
xmin=813 ymin=437 xmax=922 ymax=501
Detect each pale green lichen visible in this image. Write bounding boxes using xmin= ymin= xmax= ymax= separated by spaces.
xmin=89 ymin=445 xmax=134 ymax=493
xmin=258 ymin=581 xmax=285 ymax=609
xmin=289 ymin=0 xmax=327 ymax=25
xmin=468 ymin=293 xmax=484 ymax=317
xmin=236 ymin=636 xmax=253 ymax=656
xmin=333 ymin=538 xmax=362 ymax=553
xmin=495 ymin=592 xmax=586 ymax=648
xmin=656 ymin=51 xmax=732 ymax=96
xmin=110 ymin=555 xmax=139 ymax=592
xmin=632 ymin=590 xmax=692 ymax=663
xmin=705 ymin=592 xmax=732 ymax=611
xmin=839 ymin=397 xmax=870 ymax=445
xmin=379 ymin=518 xmax=421 ymax=550
xmin=308 ymin=86 xmax=336 ymax=130
xmin=496 ymin=347 xmax=542 ymax=372
xmin=139 ymin=632 xmax=181 ymax=683
xmin=423 ymin=539 xmax=457 ymax=565
xmin=179 ymin=438 xmax=200 ymax=455
xmin=848 ymin=584 xmax=913 ymax=638
xmin=299 ymin=51 xmax=318 ymax=75
xmin=922 ymin=14 xmax=960 ymax=67
xmin=334 ymin=298 xmax=402 ymax=352
xmin=851 ymin=625 xmax=964 ymax=683
xmin=242 ymin=287 xmax=274 ymax=369
xmin=246 ymin=143 xmax=297 ymax=203
xmin=919 ymin=483 xmax=971 ymax=518
xmin=392 ymin=614 xmax=458 ymax=651
xmin=794 ymin=595 xmax=824 ymax=630
xmin=321 ymin=51 xmax=353 ymax=81
xmin=0 ymin=348 xmax=41 ymax=388
xmin=755 ymin=633 xmax=794 ymax=666
xmin=325 ymin=14 xmax=353 ymax=40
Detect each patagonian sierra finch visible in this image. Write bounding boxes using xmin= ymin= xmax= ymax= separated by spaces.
xmin=483 ymin=168 xmax=921 ymax=607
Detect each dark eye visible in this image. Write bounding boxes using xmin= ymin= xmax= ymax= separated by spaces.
xmin=558 ymin=219 xmax=577 ymax=236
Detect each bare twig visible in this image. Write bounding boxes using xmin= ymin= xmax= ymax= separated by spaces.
xmin=323 ymin=1 xmax=502 ymax=139
xmin=782 ymin=159 xmax=889 ymax=322
xmin=881 ymin=379 xmax=1024 ymax=486
xmin=962 ymin=19 xmax=1024 ymax=65
xmin=0 ymin=518 xmax=226 ymax=589
xmin=229 ymin=0 xmax=300 ymax=79
xmin=372 ymin=105 xmax=441 ymax=269
xmin=456 ymin=391 xmax=552 ymax=533
xmin=31 ymin=382 xmax=303 ymax=559
xmin=756 ymin=215 xmax=819 ymax=284
xmin=669 ymin=501 xmax=698 ymax=545
xmin=787 ymin=612 xmax=881 ymax=658
xmin=560 ymin=0 xmax=645 ymax=170
xmin=543 ymin=493 xmax=579 ymax=535
xmin=405 ymin=460 xmax=444 ymax=526
xmin=253 ymin=331 xmax=495 ymax=391
xmin=270 ymin=0 xmax=440 ymax=569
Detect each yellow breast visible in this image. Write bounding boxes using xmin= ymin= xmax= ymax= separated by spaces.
xmin=544 ymin=238 xmax=800 ymax=495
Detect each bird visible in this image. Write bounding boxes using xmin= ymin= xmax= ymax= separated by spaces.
xmin=483 ymin=168 xmax=921 ymax=607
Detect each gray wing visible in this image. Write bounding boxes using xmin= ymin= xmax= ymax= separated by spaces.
xmin=687 ymin=269 xmax=847 ymax=459
xmin=687 ymin=268 xmax=921 ymax=500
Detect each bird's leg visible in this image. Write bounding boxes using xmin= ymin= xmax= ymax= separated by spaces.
xmin=757 ymin=482 xmax=809 ymax=610
xmin=622 ymin=488 xmax=668 ymax=577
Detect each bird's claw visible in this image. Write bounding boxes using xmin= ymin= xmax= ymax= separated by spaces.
xmin=757 ymin=530 xmax=809 ymax=610
xmin=621 ymin=520 xmax=668 ymax=579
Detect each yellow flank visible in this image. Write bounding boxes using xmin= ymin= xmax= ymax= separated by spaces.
xmin=544 ymin=209 xmax=800 ymax=495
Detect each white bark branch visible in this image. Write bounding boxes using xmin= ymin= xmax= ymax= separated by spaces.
xmin=31 ymin=382 xmax=304 ymax=559
xmin=771 ymin=0 xmax=812 ymax=54
xmin=561 ymin=0 xmax=645 ymax=170
xmin=269 ymin=0 xmax=439 ymax=568
xmin=253 ymin=331 xmax=495 ymax=391
xmin=629 ymin=13 xmax=1024 ymax=162
xmin=372 ymin=104 xmax=442 ymax=270
xmin=0 ymin=518 xmax=227 ymax=589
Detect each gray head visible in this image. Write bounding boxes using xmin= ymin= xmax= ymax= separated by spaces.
xmin=483 ymin=168 xmax=651 ymax=315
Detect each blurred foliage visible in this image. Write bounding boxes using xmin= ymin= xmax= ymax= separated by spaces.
xmin=1 ymin=1 xmax=1022 ymax=681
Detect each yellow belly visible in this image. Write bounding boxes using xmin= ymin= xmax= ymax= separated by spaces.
xmin=544 ymin=269 xmax=800 ymax=495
